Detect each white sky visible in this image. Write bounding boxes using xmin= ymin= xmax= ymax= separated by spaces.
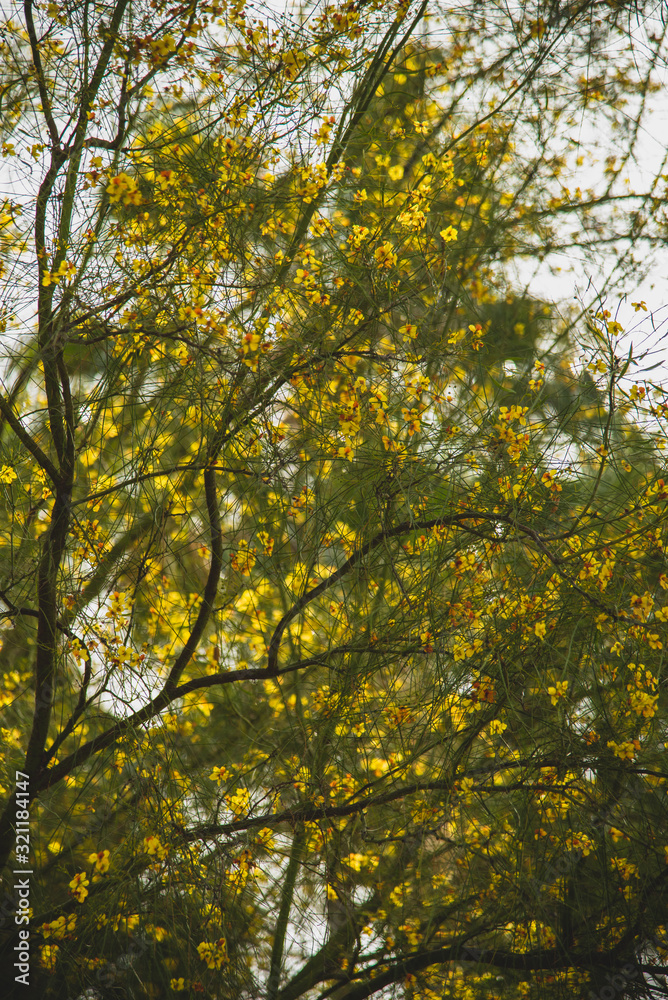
xmin=520 ymin=12 xmax=668 ymax=382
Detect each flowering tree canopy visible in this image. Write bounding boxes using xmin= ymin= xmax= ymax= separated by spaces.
xmin=2 ymin=1 xmax=668 ymax=997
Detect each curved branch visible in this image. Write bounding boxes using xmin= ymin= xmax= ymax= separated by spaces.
xmin=31 ymin=501 xmax=660 ymax=800
xmin=22 ymin=0 xmax=61 ymax=151
xmin=0 ymin=391 xmax=61 ymax=485
xmin=266 ymin=514 xmax=472 ymax=674
xmin=34 ymin=464 xmax=222 ymax=795
xmin=301 ymin=940 xmax=642 ymax=1000
xmin=265 ymin=507 xmax=649 ymax=677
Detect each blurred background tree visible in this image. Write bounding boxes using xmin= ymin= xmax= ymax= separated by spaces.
xmin=1 ymin=1 xmax=668 ymax=998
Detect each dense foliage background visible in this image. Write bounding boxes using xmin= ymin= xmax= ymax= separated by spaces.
xmin=2 ymin=1 xmax=668 ymax=997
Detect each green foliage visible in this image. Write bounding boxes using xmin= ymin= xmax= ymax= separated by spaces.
xmin=1 ymin=2 xmax=668 ymax=999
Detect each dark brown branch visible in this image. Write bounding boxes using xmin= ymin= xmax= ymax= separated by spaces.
xmin=0 ymin=391 xmax=61 ymax=485
xmin=299 ymin=941 xmax=649 ymax=1000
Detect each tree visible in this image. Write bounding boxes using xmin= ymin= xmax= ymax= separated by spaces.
xmin=1 ymin=1 xmax=668 ymax=997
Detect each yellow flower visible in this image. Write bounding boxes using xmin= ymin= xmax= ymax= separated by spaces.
xmin=41 ymin=914 xmax=76 ymax=940
xmin=157 ymin=169 xmax=177 ymax=189
xmin=628 ymin=690 xmax=658 ymax=718
xmin=209 ymin=765 xmax=231 ymax=785
xmin=197 ymin=938 xmax=228 ymax=969
xmin=88 ymin=849 xmax=110 ymax=875
xmin=439 ymin=225 xmax=458 ymax=242
xmin=40 ymin=944 xmax=60 ymax=969
xmin=257 ymin=531 xmax=274 ymax=556
xmin=413 ymin=119 xmax=431 ymax=135
xmin=607 ymin=740 xmax=639 ymax=761
xmin=343 ymin=852 xmax=366 ymax=871
xmin=150 ymin=34 xmax=176 ymax=61
xmin=0 ymin=465 xmax=17 ymax=484
xmin=107 ymin=172 xmax=141 ymax=206
xmin=255 ymin=827 xmax=276 ymax=850
xmin=313 ymin=115 xmax=334 ymax=146
xmin=226 ymin=787 xmax=251 ymax=819
xmin=611 ymin=857 xmax=638 ymax=880
xmin=230 ymin=541 xmax=256 ymax=575
xmin=374 ymin=242 xmax=397 ymax=269
xmin=42 ymin=259 xmax=77 ymax=286
xmin=569 ymin=833 xmax=594 ymax=856
xmin=534 ymin=621 xmax=547 ymax=640
xmin=547 ymin=680 xmax=568 ymax=706
xmin=541 ymin=470 xmax=562 ymax=492
xmin=68 ymin=872 xmax=89 ymax=903
xmin=399 ymin=323 xmax=418 ymax=340
xmin=143 ymin=834 xmax=168 ymax=859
